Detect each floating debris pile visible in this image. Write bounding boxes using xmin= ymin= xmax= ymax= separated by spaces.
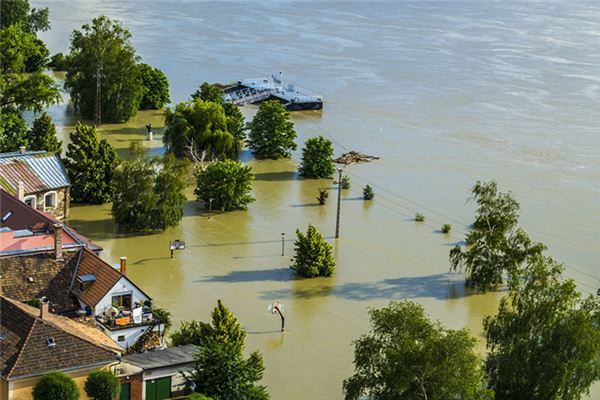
xmin=334 ymin=151 xmax=380 ymax=165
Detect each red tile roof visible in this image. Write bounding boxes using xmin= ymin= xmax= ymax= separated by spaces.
xmin=75 ymin=248 xmax=124 ymax=308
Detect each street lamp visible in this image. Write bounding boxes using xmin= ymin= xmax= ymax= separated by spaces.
xmin=169 ymin=239 xmax=185 ymax=258
xmin=335 ymin=168 xmax=343 ymax=238
xmin=208 ymin=198 xmax=213 ymax=220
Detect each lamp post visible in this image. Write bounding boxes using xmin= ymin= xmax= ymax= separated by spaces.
xmin=281 ymin=233 xmax=285 ymax=256
xmin=208 ymin=198 xmax=213 ymax=220
xmin=335 ymin=168 xmax=343 ymax=238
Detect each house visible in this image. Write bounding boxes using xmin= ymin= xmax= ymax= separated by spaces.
xmin=0 ymin=189 xmax=164 ymax=350
xmin=0 ymin=149 xmax=70 ymax=220
xmin=117 ymin=345 xmax=197 ymax=400
xmin=0 ymin=295 xmax=123 ymax=400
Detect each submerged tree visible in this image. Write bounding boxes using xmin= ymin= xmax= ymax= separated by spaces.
xmin=485 ymin=255 xmax=600 ymax=400
xmin=450 ymin=180 xmax=546 ymax=292
xmin=26 ymin=112 xmax=62 ymax=153
xmin=344 ymin=301 xmax=491 ymax=400
xmin=298 ymin=136 xmax=334 ymax=179
xmin=164 ymin=98 xmax=242 ymax=159
xmin=65 ymin=15 xmax=144 ymax=122
xmin=247 ymin=100 xmax=297 ymax=159
xmin=64 ymin=122 xmax=118 ymax=204
xmin=195 ymin=160 xmax=254 ymax=211
xmin=182 ymin=300 xmax=269 ymax=400
xmin=138 ymin=63 xmax=170 ymax=110
xmin=112 ymin=147 xmax=188 ymax=232
xmin=291 ymin=224 xmax=335 ymax=277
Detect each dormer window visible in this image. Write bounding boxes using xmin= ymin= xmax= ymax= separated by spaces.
xmin=46 ymin=337 xmax=56 ymax=347
xmin=24 ymin=195 xmax=36 ymax=208
xmin=44 ymin=192 xmax=56 ymax=209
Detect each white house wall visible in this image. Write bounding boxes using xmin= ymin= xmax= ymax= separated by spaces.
xmin=95 ymin=277 xmax=150 ymax=316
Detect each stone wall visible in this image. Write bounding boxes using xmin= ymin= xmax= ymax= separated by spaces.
xmin=29 ymin=187 xmax=69 ymax=220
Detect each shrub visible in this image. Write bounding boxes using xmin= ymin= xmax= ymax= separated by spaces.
xmin=33 ymin=372 xmax=79 ymax=400
xmin=298 ymin=136 xmax=334 ymax=179
xmin=363 ymin=185 xmax=374 ymax=200
xmin=188 ymin=394 xmax=214 ymax=400
xmin=195 ymin=160 xmax=255 ymax=211
xmin=291 ymin=224 xmax=335 ymax=277
xmin=341 ymin=175 xmax=351 ymax=190
xmin=441 ymin=224 xmax=452 ymax=234
xmin=84 ymin=371 xmax=120 ymax=400
xmin=415 ymin=212 xmax=425 ymax=222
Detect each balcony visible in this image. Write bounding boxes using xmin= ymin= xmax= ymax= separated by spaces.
xmin=96 ymin=304 xmax=157 ymax=331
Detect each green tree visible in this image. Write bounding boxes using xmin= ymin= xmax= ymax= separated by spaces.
xmin=0 ymin=0 xmax=50 ymax=33
xmin=171 ymin=320 xmax=204 ymax=347
xmin=291 ymin=224 xmax=335 ymax=277
xmin=152 ymin=306 xmax=172 ymax=332
xmin=195 ymin=160 xmax=254 ymax=211
xmin=298 ymin=136 xmax=334 ymax=179
xmin=171 ymin=300 xmax=247 ymax=351
xmin=192 ymin=82 xmax=225 ymax=104
xmin=65 ymin=15 xmax=144 ymax=122
xmin=344 ymin=301 xmax=490 ymax=400
xmin=26 ymin=112 xmax=62 ymax=153
xmin=0 ymin=107 xmax=28 ymax=151
xmin=188 ymin=394 xmax=214 ymax=400
xmin=484 ymin=255 xmax=600 ymax=400
xmin=164 ymin=98 xmax=241 ymax=159
xmin=64 ymin=122 xmax=118 ymax=204
xmin=112 ymin=151 xmax=187 ymax=231
xmin=450 ymin=181 xmax=546 ymax=292
xmin=84 ymin=371 xmax=120 ymax=400
xmin=182 ymin=301 xmax=269 ymax=400
xmin=138 ymin=63 xmax=170 ymax=110
xmin=0 ymin=24 xmax=60 ymax=112
xmin=247 ymin=100 xmax=297 ymax=159
xmin=49 ymin=52 xmax=69 ymax=71
xmin=32 ymin=371 xmax=79 ymax=400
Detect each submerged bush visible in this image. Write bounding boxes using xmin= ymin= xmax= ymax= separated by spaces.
xmin=363 ymin=185 xmax=374 ymax=200
xmin=415 ymin=212 xmax=425 ymax=222
xmin=441 ymin=224 xmax=452 ymax=234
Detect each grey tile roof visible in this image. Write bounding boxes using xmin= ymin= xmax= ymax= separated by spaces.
xmin=123 ymin=344 xmax=197 ymax=370
xmin=0 ymin=151 xmax=70 ymax=193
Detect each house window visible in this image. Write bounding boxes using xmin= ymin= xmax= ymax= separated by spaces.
xmin=24 ymin=195 xmax=36 ymax=208
xmin=44 ymin=192 xmax=56 ymax=209
xmin=111 ymin=294 xmax=132 ymax=310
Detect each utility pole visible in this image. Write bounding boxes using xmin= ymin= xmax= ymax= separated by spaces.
xmin=94 ymin=64 xmax=102 ymax=126
xmin=335 ymin=168 xmax=342 ymax=238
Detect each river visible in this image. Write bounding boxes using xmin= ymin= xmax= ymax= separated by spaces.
xmin=37 ymin=1 xmax=600 ymax=399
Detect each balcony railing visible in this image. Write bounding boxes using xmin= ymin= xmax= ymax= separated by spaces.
xmin=96 ymin=306 xmax=156 ymax=331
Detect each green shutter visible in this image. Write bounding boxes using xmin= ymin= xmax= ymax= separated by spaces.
xmin=120 ymin=383 xmax=131 ymax=400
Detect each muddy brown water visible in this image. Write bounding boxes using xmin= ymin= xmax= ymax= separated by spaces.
xmin=36 ymin=1 xmax=600 ymax=398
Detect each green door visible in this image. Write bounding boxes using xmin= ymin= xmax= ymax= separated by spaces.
xmin=156 ymin=377 xmax=171 ymax=399
xmin=120 ymin=383 xmax=131 ymax=400
xmin=145 ymin=376 xmax=171 ymax=400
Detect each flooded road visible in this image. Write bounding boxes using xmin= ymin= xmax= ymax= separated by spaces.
xmin=37 ymin=1 xmax=600 ymax=398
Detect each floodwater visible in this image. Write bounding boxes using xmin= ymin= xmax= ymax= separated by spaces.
xmin=37 ymin=1 xmax=599 ymax=399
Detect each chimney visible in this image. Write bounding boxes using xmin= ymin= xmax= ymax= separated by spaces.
xmin=19 ymin=145 xmax=26 ymax=154
xmin=40 ymin=298 xmax=49 ymax=319
xmin=17 ymin=181 xmax=25 ymax=201
xmin=119 ymin=257 xmax=127 ymax=275
xmin=54 ymin=224 xmax=63 ymax=261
